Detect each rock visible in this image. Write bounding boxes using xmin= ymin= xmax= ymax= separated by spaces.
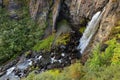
xmin=8 ymin=0 xmax=20 ymax=20
xmin=0 ymin=0 xmax=3 ymax=8
xmin=52 ymin=0 xmax=61 ymax=32
xmin=29 ymin=0 xmax=49 ymax=29
xmin=0 ymin=71 xmax=6 ymax=77
xmin=65 ymin=0 xmax=109 ymax=27
xmin=100 ymin=44 xmax=108 ymax=52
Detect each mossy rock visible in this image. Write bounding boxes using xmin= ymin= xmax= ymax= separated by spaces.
xmin=79 ymin=27 xmax=86 ymax=33
xmin=55 ymin=33 xmax=70 ymax=46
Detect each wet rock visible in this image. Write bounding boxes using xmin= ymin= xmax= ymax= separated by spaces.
xmin=0 ymin=71 xmax=6 ymax=77
xmin=100 ymin=44 xmax=108 ymax=52
xmin=0 ymin=0 xmax=3 ymax=8
xmin=8 ymin=0 xmax=21 ymax=20
xmin=0 ymin=59 xmax=18 ymax=72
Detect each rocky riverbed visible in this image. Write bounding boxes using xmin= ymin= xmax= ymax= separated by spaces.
xmin=0 ymin=31 xmax=81 ymax=80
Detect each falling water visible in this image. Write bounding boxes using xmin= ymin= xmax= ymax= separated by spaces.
xmin=77 ymin=10 xmax=105 ymax=54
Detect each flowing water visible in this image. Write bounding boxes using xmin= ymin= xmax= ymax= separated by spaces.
xmin=77 ymin=10 xmax=105 ymax=54
xmin=0 ymin=50 xmax=75 ymax=80
xmin=0 ymin=58 xmax=33 ymax=80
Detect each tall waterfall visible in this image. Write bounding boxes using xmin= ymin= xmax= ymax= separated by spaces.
xmin=77 ymin=10 xmax=104 ymax=54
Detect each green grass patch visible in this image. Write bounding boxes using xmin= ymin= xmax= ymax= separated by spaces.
xmin=33 ymin=35 xmax=55 ymax=51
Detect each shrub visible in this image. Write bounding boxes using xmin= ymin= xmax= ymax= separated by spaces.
xmin=22 ymin=62 xmax=83 ymax=80
xmin=0 ymin=7 xmax=44 ymax=63
xmin=22 ymin=70 xmax=60 ymax=80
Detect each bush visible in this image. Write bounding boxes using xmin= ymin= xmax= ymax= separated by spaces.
xmin=0 ymin=7 xmax=44 ymax=63
xmin=22 ymin=70 xmax=60 ymax=80
xmin=22 ymin=62 xmax=83 ymax=80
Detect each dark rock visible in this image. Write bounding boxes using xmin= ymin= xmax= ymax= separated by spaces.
xmin=100 ymin=44 xmax=108 ymax=52
xmin=0 ymin=71 xmax=6 ymax=77
xmin=0 ymin=0 xmax=3 ymax=8
xmin=8 ymin=0 xmax=21 ymax=20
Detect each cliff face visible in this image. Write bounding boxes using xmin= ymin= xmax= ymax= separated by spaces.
xmin=81 ymin=0 xmax=120 ymax=62
xmin=1 ymin=0 xmax=120 ymax=61
xmin=65 ymin=0 xmax=109 ymax=25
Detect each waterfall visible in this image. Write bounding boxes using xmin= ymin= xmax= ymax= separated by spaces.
xmin=77 ymin=10 xmax=104 ymax=54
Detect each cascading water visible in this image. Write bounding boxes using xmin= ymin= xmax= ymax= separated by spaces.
xmin=77 ymin=10 xmax=105 ymax=54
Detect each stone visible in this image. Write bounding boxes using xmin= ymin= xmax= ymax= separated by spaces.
xmin=0 ymin=0 xmax=3 ymax=7
xmin=8 ymin=0 xmax=20 ymax=20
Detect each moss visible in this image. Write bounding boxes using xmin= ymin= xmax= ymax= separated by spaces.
xmin=33 ymin=34 xmax=55 ymax=51
xmin=79 ymin=18 xmax=86 ymax=24
xmin=55 ymin=33 xmax=70 ymax=45
xmin=79 ymin=27 xmax=86 ymax=33
xmin=25 ymin=51 xmax=31 ymax=57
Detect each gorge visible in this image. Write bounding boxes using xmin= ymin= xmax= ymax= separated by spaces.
xmin=0 ymin=0 xmax=120 ymax=80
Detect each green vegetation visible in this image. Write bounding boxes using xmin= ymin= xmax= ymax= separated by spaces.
xmin=33 ymin=34 xmax=55 ymax=51
xmin=23 ymin=38 xmax=120 ymax=80
xmin=55 ymin=33 xmax=70 ymax=45
xmin=0 ymin=7 xmax=44 ymax=64
xmin=22 ymin=62 xmax=83 ymax=80
xmin=79 ymin=27 xmax=86 ymax=33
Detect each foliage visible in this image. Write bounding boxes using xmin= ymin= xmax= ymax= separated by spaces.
xmin=85 ymin=38 xmax=117 ymax=71
xmin=22 ymin=70 xmax=60 ymax=80
xmin=0 ymin=7 xmax=44 ymax=64
xmin=22 ymin=62 xmax=83 ymax=80
xmin=111 ymin=42 xmax=120 ymax=65
xmin=81 ymin=64 xmax=120 ymax=80
xmin=60 ymin=62 xmax=83 ymax=80
xmin=55 ymin=33 xmax=70 ymax=45
xmin=33 ymin=35 xmax=55 ymax=51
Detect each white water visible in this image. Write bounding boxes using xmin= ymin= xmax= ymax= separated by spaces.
xmin=77 ymin=10 xmax=104 ymax=54
xmin=6 ymin=67 xmax=15 ymax=75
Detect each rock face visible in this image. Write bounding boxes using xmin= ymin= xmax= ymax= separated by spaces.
xmin=64 ymin=0 xmax=109 ymax=26
xmin=29 ymin=0 xmax=49 ymax=21
xmin=52 ymin=0 xmax=61 ymax=32
xmin=81 ymin=0 xmax=120 ymax=63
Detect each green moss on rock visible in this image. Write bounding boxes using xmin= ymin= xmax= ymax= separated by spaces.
xmin=55 ymin=33 xmax=70 ymax=45
xmin=79 ymin=27 xmax=86 ymax=33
